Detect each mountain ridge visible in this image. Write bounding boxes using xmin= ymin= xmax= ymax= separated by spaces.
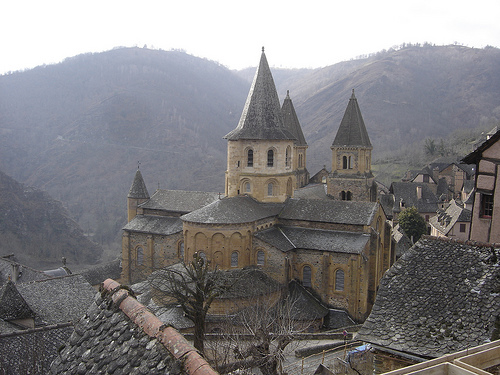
xmin=1 ymin=45 xmax=499 ymax=247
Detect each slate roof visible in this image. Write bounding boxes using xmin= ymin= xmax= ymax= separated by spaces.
xmin=128 ymin=168 xmax=150 ymax=199
xmin=281 ymin=91 xmax=308 ymax=146
xmin=16 ymin=274 xmax=96 ymax=325
xmin=0 ymin=280 xmax=34 ymax=322
xmin=332 ymin=90 xmax=372 ymax=148
xmin=182 ymin=195 xmax=284 ymax=224
xmin=0 ymin=256 xmax=49 ymax=285
xmin=357 ymin=236 xmax=500 ymax=358
xmin=280 ymin=198 xmax=378 ymax=226
xmin=392 ymin=224 xmax=413 ymax=258
xmin=1 ymin=323 xmax=74 ymax=375
xmin=379 ymin=194 xmax=395 ymax=220
xmin=50 ymin=279 xmax=217 ymax=375
xmin=411 ymin=166 xmax=437 ymax=184
xmin=287 ymin=281 xmax=330 ymax=321
xmin=139 ymin=189 xmax=220 ymax=213
xmin=255 ymin=226 xmax=370 ymax=254
xmin=390 ymin=182 xmax=439 ymax=214
xmin=78 ymin=259 xmax=122 ymax=286
xmin=429 ymin=200 xmax=471 ymax=236
xmin=293 ymin=183 xmax=329 ymax=200
xmin=123 ymin=215 xmax=183 ymax=235
xmin=224 ymin=48 xmax=295 ymax=141
xmin=218 ymin=268 xmax=283 ymax=299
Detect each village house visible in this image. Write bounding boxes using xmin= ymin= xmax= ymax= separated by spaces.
xmin=0 ymin=273 xmax=96 ymax=374
xmin=462 ymin=128 xmax=500 ymax=243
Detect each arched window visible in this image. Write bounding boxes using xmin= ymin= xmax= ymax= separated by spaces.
xmin=335 ymin=269 xmax=345 ymax=291
xmin=231 ymin=251 xmax=239 ymax=267
xmin=348 ymin=156 xmax=352 ymax=169
xmin=267 ymin=182 xmax=274 ymax=196
xmin=247 ymin=149 xmax=253 ymax=167
xmin=257 ymin=250 xmax=265 ymax=266
xmin=178 ymin=241 xmax=184 ymax=259
xmin=244 ymin=181 xmax=251 ymax=193
xmin=267 ymin=149 xmax=274 ymax=167
xmin=285 ymin=146 xmax=291 ymax=167
xmin=303 ymin=266 xmax=312 ymax=287
xmin=136 ymin=247 xmax=144 ymax=266
xmin=299 ymin=154 xmax=303 ymax=168
xmin=341 ymin=191 xmax=352 ymax=201
xmin=343 ymin=156 xmax=348 ymax=169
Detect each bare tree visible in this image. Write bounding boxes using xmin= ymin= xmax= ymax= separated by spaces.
xmin=148 ymin=252 xmax=227 ymax=355
xmin=210 ymin=283 xmax=313 ymax=375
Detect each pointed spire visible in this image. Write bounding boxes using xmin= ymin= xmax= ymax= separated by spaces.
xmin=128 ymin=168 xmax=149 ymax=199
xmin=332 ymin=90 xmax=372 ymax=148
xmin=282 ymin=90 xmax=307 ymax=146
xmin=224 ymin=48 xmax=295 ymax=141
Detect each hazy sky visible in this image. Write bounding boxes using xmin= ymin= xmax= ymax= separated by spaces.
xmin=1 ymin=0 xmax=499 ymax=74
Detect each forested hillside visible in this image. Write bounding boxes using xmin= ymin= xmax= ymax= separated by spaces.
xmin=1 ymin=45 xmax=499 ymax=249
xmin=0 ymin=170 xmax=102 ymax=268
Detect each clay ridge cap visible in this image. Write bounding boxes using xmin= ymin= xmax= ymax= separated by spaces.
xmin=102 ymin=278 xmax=218 ymax=375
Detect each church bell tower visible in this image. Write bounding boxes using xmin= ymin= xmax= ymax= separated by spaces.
xmin=328 ymin=90 xmax=376 ymax=202
xmin=224 ymin=48 xmax=305 ymax=203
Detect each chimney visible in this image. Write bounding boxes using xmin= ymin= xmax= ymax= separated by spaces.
xmin=11 ymin=263 xmax=20 ymax=283
xmin=416 ymin=186 xmax=422 ymax=200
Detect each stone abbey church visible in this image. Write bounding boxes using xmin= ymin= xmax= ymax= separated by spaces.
xmin=122 ymin=49 xmax=393 ymax=322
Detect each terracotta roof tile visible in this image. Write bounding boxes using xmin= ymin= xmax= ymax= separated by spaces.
xmin=50 ymin=279 xmax=218 ymax=374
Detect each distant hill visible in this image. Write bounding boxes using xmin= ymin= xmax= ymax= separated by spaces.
xmin=0 ymin=170 xmax=102 ymax=269
xmin=271 ymin=44 xmax=500 ymax=171
xmin=1 ymin=45 xmax=500 ymax=246
xmin=0 ymin=47 xmax=249 ymax=247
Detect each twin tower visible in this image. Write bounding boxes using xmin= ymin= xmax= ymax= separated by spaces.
xmin=224 ymin=48 xmax=376 ymax=203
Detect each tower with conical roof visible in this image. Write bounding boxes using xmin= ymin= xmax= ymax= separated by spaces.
xmin=282 ymin=90 xmax=309 ymax=188
xmin=224 ymin=48 xmax=302 ymax=203
xmin=327 ymin=90 xmax=377 ymax=202
xmin=127 ymin=167 xmax=150 ymax=222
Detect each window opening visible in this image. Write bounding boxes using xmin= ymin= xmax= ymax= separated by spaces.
xmin=268 ymin=183 xmax=274 ymax=196
xmin=137 ymin=247 xmax=144 ymax=266
xmin=231 ymin=251 xmax=238 ymax=267
xmin=178 ymin=241 xmax=184 ymax=259
xmin=335 ymin=269 xmax=345 ymax=291
xmin=257 ymin=251 xmax=265 ymax=265
xmin=303 ymin=266 xmax=312 ymax=288
xmin=247 ymin=149 xmax=253 ymax=167
xmin=267 ymin=150 xmax=274 ymax=167
xmin=481 ymin=194 xmax=494 ymax=218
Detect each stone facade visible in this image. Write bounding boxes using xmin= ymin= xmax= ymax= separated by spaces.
xmin=225 ymin=139 xmax=296 ymax=202
xmin=121 ymin=49 xmax=392 ymax=323
xmin=327 ymin=91 xmax=377 ymax=202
